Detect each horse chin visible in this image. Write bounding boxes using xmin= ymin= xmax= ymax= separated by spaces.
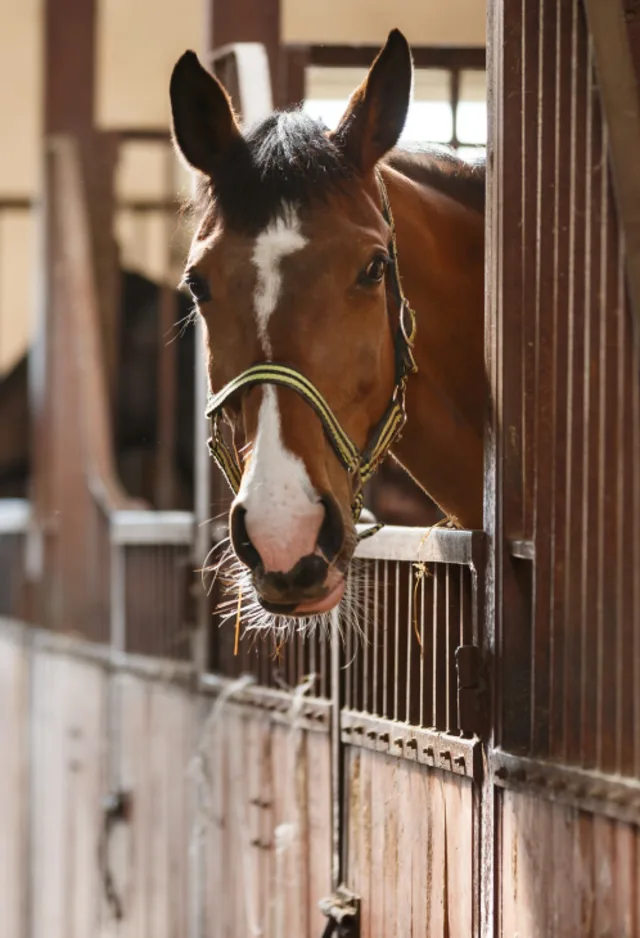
xmin=290 ymin=577 xmax=345 ymax=617
xmin=255 ymin=575 xmax=345 ymax=619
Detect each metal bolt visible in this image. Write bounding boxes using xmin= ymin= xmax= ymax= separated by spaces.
xmin=454 ymin=755 xmax=465 ymax=768
xmin=440 ymin=750 xmax=451 ymax=761
xmin=406 ymin=738 xmax=417 ymax=749
xmin=393 ymin=737 xmax=404 ymax=747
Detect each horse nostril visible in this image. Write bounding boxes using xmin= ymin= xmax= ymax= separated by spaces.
xmin=291 ymin=554 xmax=328 ymax=590
xmin=317 ymin=494 xmax=344 ymax=562
xmin=230 ymin=504 xmax=261 ymax=571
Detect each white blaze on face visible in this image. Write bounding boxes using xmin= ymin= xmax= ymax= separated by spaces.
xmin=238 ymin=208 xmax=322 ymax=573
xmin=251 ymin=210 xmax=307 ymax=357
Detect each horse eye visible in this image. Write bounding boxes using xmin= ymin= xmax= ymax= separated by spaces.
xmin=358 ymin=254 xmax=389 ymax=286
xmin=184 ymin=271 xmax=211 ymax=303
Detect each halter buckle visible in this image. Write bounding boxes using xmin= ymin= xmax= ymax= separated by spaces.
xmin=400 ymin=298 xmax=417 ymax=347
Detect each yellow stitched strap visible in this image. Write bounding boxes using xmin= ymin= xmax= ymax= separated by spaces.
xmin=359 ymin=400 xmax=407 ymax=484
xmin=208 ymin=431 xmax=242 ymax=493
xmin=206 ymin=363 xmax=361 ymax=473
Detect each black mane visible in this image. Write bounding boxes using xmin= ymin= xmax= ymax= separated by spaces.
xmin=192 ymin=108 xmax=485 ymax=232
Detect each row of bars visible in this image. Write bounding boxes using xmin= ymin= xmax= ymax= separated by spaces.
xmin=215 ymin=554 xmax=475 ymax=736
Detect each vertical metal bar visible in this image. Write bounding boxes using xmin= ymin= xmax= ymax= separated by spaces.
xmin=330 ymin=607 xmax=341 ymax=889
xmin=382 ymin=559 xmax=389 ymax=718
xmin=351 ymin=573 xmax=360 ymax=711
xmin=432 ymin=565 xmax=438 ymax=727
xmin=373 ymin=560 xmax=379 ymax=714
xmin=321 ymin=624 xmax=328 ymax=699
xmin=445 ymin=565 xmax=451 ymax=731
xmin=405 ymin=562 xmax=413 ymax=723
xmin=345 ymin=580 xmax=353 ymax=710
xmin=363 ymin=561 xmax=370 ymax=713
xmin=419 ymin=571 xmax=426 ymax=727
xmin=580 ymin=36 xmax=596 ymax=769
xmin=110 ymin=538 xmax=126 ymax=652
xmin=393 ymin=560 xmax=400 ymax=722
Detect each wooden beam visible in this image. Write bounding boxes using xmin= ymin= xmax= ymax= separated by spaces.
xmin=302 ymin=44 xmax=486 ymax=71
xmin=44 ymin=0 xmax=96 ymax=133
xmin=205 ymin=0 xmax=285 ymax=103
xmin=582 ymin=0 xmax=640 ymax=350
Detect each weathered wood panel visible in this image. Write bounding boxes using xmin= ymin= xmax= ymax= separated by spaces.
xmin=0 ymin=623 xmax=30 ymax=938
xmin=30 ymin=647 xmax=107 ymax=938
xmin=346 ymin=747 xmax=474 ymax=937
xmin=499 ymin=789 xmax=640 ymax=937
xmin=203 ymin=705 xmax=332 ymax=938
xmin=107 ymin=673 xmax=195 ymax=938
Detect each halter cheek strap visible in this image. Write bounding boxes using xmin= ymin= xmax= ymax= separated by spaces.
xmin=205 ymin=171 xmax=418 ymax=539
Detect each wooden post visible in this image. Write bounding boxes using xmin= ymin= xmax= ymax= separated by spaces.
xmin=206 ymin=0 xmax=302 ymax=107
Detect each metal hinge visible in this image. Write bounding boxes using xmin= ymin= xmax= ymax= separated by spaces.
xmin=456 ymin=644 xmax=488 ymax=738
xmin=319 ymin=885 xmax=360 ymax=937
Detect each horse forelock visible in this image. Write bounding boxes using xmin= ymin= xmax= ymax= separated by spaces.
xmin=189 ymin=110 xmax=354 ymax=235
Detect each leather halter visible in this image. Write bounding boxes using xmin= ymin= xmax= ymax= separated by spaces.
xmin=205 ymin=172 xmax=418 ymax=538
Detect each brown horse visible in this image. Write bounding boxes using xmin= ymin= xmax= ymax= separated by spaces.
xmin=169 ymin=29 xmax=485 ymax=623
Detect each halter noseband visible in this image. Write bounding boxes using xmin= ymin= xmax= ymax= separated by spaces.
xmin=205 ymin=172 xmax=418 ymax=538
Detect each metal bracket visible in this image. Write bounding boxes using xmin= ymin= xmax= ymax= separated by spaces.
xmin=319 ymin=885 xmax=360 ymax=937
xmin=99 ymin=790 xmax=132 ymax=921
xmin=456 ymin=644 xmax=487 ymax=738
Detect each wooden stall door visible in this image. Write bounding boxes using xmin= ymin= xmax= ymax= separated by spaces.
xmin=201 ymin=696 xmax=333 ymax=938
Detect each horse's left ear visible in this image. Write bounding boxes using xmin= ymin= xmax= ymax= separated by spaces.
xmin=170 ymin=50 xmax=241 ymax=176
xmin=332 ymin=29 xmax=413 ymax=174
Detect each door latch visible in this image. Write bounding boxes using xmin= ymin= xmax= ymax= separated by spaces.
xmin=319 ymin=885 xmax=360 ymax=937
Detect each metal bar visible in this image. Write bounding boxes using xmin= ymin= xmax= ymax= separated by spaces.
xmin=393 ymin=561 xmax=400 ymax=722
xmin=304 ymin=44 xmax=486 ymax=71
xmin=330 ymin=608 xmax=342 ymax=889
xmin=363 ymin=561 xmax=370 ymax=714
xmin=382 ymin=559 xmax=389 ymax=718
xmin=492 ymin=749 xmax=640 ymax=826
xmin=372 ymin=561 xmax=379 ymax=714
xmin=110 ymin=510 xmax=194 ymax=545
xmin=200 ymin=671 xmax=332 ymax=730
xmin=405 ymin=562 xmax=413 ymax=723
xmin=0 ymin=500 xmax=31 ymax=534
xmin=582 ymin=0 xmax=640 ymax=352
xmin=419 ymin=572 xmax=426 ymax=727
xmin=340 ymin=710 xmax=481 ymax=780
xmin=354 ymin=525 xmax=482 ymax=564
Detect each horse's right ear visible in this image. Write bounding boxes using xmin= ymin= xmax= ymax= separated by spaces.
xmin=170 ymin=51 xmax=241 ymax=176
xmin=332 ymin=30 xmax=413 ymax=174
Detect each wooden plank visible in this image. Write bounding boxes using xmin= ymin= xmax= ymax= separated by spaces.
xmin=113 ymin=673 xmax=151 ymax=938
xmin=367 ymin=750 xmax=386 ymax=934
xmin=381 ymin=758 xmax=398 ymax=938
xmin=0 ymin=628 xmax=29 ymax=938
xmin=499 ymin=791 xmax=640 ymax=936
xmin=394 ymin=761 xmax=413 ymax=938
xmin=409 ymin=763 xmax=429 ymax=938
xmin=306 ymin=729 xmax=332 ymax=937
xmin=443 ymin=774 xmax=473 ymax=935
xmin=30 ymin=650 xmax=107 ymax=938
xmin=582 ymin=0 xmax=640 ymax=349
xmin=614 ymin=820 xmax=638 ymax=938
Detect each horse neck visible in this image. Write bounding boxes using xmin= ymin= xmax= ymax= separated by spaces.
xmin=382 ymin=166 xmax=486 ymax=529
